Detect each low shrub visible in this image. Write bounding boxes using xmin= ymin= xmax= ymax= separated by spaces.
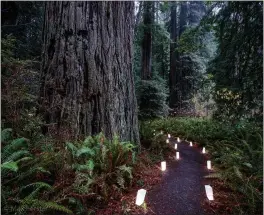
xmin=136 ymin=79 xmax=169 ymax=120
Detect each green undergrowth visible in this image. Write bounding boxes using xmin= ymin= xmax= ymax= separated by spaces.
xmin=140 ymin=117 xmax=263 ymax=214
xmin=1 ymin=129 xmax=142 ymax=215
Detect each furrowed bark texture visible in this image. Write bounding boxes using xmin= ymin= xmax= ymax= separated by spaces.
xmin=39 ymin=1 xmax=139 ymax=143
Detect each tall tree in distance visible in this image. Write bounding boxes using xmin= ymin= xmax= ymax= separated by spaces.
xmin=134 ymin=1 xmax=170 ymax=120
xmin=169 ymin=1 xmax=178 ymax=107
xmin=141 ymin=1 xmax=154 ymax=80
xmin=39 ymin=2 xmax=139 ymax=143
xmin=169 ymin=1 xmax=209 ymax=114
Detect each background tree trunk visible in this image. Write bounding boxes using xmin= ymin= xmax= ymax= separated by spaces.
xmin=169 ymin=1 xmax=179 ymax=107
xmin=141 ymin=1 xmax=154 ymax=80
xmin=178 ymin=1 xmax=189 ymax=109
xmin=39 ymin=1 xmax=139 ymax=144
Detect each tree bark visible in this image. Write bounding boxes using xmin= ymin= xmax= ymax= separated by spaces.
xmin=39 ymin=1 xmax=139 ymax=144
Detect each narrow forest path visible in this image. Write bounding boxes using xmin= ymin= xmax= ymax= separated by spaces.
xmin=146 ymin=138 xmax=207 ymax=215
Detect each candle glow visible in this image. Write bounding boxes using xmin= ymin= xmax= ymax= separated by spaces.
xmin=207 ymin=160 xmax=212 ymax=169
xmin=202 ymin=147 xmax=206 ymax=154
xmin=176 ymin=152 xmax=180 ymax=160
xmin=136 ymin=189 xmax=147 ymax=205
xmin=205 ymin=185 xmax=214 ymax=200
xmin=161 ymin=161 xmax=166 ymax=171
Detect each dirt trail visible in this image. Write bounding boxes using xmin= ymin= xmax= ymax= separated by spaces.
xmin=146 ymin=138 xmax=207 ymax=215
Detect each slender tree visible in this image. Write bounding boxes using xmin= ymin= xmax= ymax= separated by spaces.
xmin=39 ymin=2 xmax=139 ymax=143
xmin=169 ymin=1 xmax=178 ymax=107
xmin=141 ymin=1 xmax=154 ymax=80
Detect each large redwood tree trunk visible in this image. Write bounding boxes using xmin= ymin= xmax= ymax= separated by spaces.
xmin=39 ymin=2 xmax=139 ymax=143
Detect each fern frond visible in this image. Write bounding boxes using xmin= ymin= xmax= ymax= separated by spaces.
xmin=4 ymin=150 xmax=32 ymax=162
xmin=68 ymin=197 xmax=85 ymax=214
xmin=65 ymin=142 xmax=78 ymax=156
xmin=113 ymin=134 xmax=119 ymax=145
xmin=21 ymin=182 xmax=53 ymax=199
xmin=204 ymin=173 xmax=222 ymax=179
xmin=1 ymin=161 xmax=18 ymax=172
xmin=21 ymin=182 xmax=52 ymax=192
xmin=233 ymin=166 xmax=243 ymax=179
xmin=3 ymin=138 xmax=29 ymax=158
xmin=118 ymin=165 xmax=133 ymax=179
xmin=76 ymin=147 xmax=95 ymax=157
xmin=241 ymin=140 xmax=253 ymax=156
xmin=86 ymin=160 xmax=95 ymax=171
xmin=6 ymin=166 xmax=51 ymax=184
xmin=73 ymin=173 xmax=95 ymax=194
xmin=83 ymin=136 xmax=94 ymax=147
xmin=121 ymin=142 xmax=135 ymax=152
xmin=18 ymin=198 xmax=73 ymax=214
xmin=94 ymin=132 xmax=105 ymax=144
xmin=117 ymin=176 xmax=125 ymax=189
xmin=101 ymin=145 xmax=108 ymax=163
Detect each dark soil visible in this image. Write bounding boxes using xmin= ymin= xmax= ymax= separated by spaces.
xmin=146 ymin=138 xmax=207 ymax=215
